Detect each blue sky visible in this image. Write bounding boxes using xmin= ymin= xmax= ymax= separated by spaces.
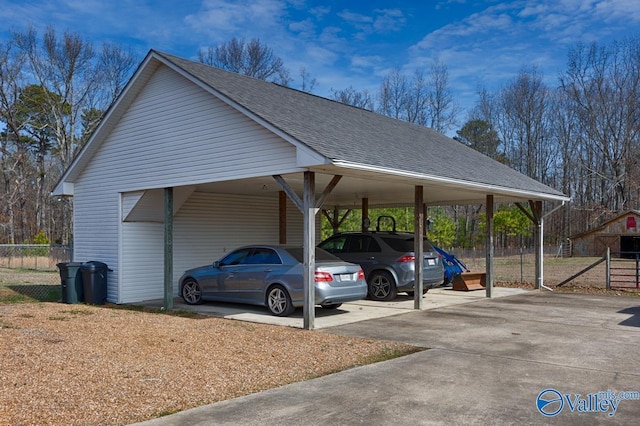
xmin=1 ymin=0 xmax=639 ymax=124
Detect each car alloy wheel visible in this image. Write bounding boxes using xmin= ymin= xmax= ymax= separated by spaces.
xmin=266 ymin=285 xmax=295 ymax=316
xmin=181 ymin=279 xmax=202 ymax=305
xmin=368 ymin=271 xmax=398 ymax=301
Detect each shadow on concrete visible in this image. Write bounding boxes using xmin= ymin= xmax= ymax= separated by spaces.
xmin=618 ymin=305 xmax=640 ymax=327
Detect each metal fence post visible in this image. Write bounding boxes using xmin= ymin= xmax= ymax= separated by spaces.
xmin=636 ymin=252 xmax=639 ymax=289
xmin=606 ymin=247 xmax=611 ymax=290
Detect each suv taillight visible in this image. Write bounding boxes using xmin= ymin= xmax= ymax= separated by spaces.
xmin=314 ymin=271 xmax=334 ymax=282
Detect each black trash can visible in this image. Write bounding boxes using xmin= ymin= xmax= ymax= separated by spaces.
xmin=57 ymin=262 xmax=84 ymax=304
xmin=80 ymin=261 xmax=109 ymax=305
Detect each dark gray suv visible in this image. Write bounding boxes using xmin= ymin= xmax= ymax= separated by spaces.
xmin=318 ymin=232 xmax=444 ymax=301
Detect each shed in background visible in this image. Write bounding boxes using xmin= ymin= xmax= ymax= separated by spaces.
xmin=570 ymin=210 xmax=640 ymax=257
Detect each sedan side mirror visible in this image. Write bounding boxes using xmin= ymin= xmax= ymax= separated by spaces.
xmin=213 ymin=260 xmax=220 ymax=268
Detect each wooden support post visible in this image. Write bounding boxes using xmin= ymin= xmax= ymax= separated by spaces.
xmin=303 ymin=172 xmax=316 ymax=330
xmin=274 ymin=173 xmax=341 ymax=330
xmin=485 ymin=194 xmax=494 ymax=298
xmin=414 ymin=186 xmax=424 ymax=310
xmin=362 ymin=198 xmax=369 ymax=232
xmin=279 ymin=191 xmax=286 ymax=244
xmin=164 ymin=187 xmax=173 ymax=310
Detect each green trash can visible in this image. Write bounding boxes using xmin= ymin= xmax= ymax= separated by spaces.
xmin=57 ymin=262 xmax=84 ymax=304
xmin=81 ymin=261 xmax=109 ymax=305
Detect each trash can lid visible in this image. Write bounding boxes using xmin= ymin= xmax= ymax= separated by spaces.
xmin=81 ymin=261 xmax=109 ymax=271
xmin=57 ymin=262 xmax=84 ymax=268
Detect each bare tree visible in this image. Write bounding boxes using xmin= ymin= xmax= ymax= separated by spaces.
xmin=378 ymin=67 xmax=408 ymax=120
xmin=405 ymin=69 xmax=429 ymax=125
xmin=498 ymin=65 xmax=553 ymax=182
xmin=299 ymin=67 xmax=317 ymax=93
xmin=13 ymin=25 xmax=96 ymax=169
xmin=560 ymin=38 xmax=640 ymax=212
xmin=377 ymin=61 xmax=459 ymax=133
xmin=199 ymin=37 xmax=290 ymax=84
xmin=426 ymin=60 xmax=459 ymax=133
xmin=0 ymin=40 xmax=28 ymax=243
xmin=4 ymin=25 xmax=137 ymax=244
xmin=331 ymin=86 xmax=374 ymax=110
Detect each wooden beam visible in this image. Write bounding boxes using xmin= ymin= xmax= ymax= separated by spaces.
xmin=315 ymin=175 xmax=342 ymax=208
xmin=272 ymin=175 xmax=303 ymax=211
xmin=321 ymin=208 xmax=352 ymax=235
xmin=414 ymin=186 xmax=424 ymax=310
xmin=485 ymin=194 xmax=494 ymax=298
xmin=336 ymin=209 xmax=352 ymax=230
xmin=164 ymin=187 xmax=173 ymax=310
xmin=279 ymin=191 xmax=287 ymax=244
xmin=515 ymin=202 xmax=535 ymax=222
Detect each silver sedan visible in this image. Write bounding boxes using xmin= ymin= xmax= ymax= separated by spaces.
xmin=179 ymin=245 xmax=367 ymax=316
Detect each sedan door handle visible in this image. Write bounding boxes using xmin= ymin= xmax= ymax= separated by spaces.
xmin=263 ymin=268 xmax=273 ymax=272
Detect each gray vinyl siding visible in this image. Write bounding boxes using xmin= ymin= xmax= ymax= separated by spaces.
xmin=90 ymin=65 xmax=303 ymax=191
xmin=118 ymin=191 xmax=313 ymax=304
xmin=73 ymin=64 xmax=304 ymax=303
xmin=121 ymin=221 xmax=164 ymax=302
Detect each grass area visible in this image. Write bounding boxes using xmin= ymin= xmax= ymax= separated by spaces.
xmin=0 ymin=283 xmax=61 ymax=303
xmin=0 ymin=268 xmax=61 ymax=303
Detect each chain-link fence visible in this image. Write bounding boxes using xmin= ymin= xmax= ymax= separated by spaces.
xmin=0 ymin=245 xmax=72 ymax=303
xmin=0 ymin=244 xmax=71 ymax=271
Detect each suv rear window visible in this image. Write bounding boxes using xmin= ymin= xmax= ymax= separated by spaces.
xmin=381 ymin=236 xmax=435 ymax=252
xmin=348 ymin=235 xmax=381 ymax=253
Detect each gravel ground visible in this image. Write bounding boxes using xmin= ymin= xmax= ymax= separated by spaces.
xmin=0 ymin=302 xmax=418 ymax=426
xmin=2 ymin=258 xmax=638 ymax=426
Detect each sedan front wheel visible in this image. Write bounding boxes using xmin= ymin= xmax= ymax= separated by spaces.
xmin=181 ymin=279 xmax=202 ymax=305
xmin=266 ymin=285 xmax=295 ymax=316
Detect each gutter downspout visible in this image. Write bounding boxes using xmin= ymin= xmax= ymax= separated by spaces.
xmin=540 ymin=201 xmax=566 ymax=292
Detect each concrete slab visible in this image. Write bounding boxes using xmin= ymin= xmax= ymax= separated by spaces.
xmin=134 ymin=292 xmax=640 ymax=425
xmin=139 ymin=287 xmax=529 ymax=329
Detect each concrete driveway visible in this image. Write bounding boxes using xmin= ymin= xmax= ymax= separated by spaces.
xmin=140 ymin=286 xmax=529 ymax=328
xmin=135 ymin=291 xmax=640 ymax=425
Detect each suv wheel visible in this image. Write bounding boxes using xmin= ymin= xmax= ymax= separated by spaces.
xmin=368 ymin=271 xmax=397 ymax=301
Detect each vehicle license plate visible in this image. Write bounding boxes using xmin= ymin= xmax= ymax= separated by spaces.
xmin=340 ymin=273 xmax=353 ymax=281
xmin=427 ymin=259 xmax=436 ymax=266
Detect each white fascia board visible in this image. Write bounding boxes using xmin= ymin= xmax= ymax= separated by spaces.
xmin=332 ymin=160 xmax=571 ymax=203
xmin=51 ymin=182 xmax=74 ymax=196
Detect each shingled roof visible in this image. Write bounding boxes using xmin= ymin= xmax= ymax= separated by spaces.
xmin=55 ymin=50 xmax=568 ymax=205
xmin=154 ymin=51 xmax=566 ymax=202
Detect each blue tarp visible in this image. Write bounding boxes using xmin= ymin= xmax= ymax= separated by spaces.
xmin=433 ymin=246 xmax=469 ymax=285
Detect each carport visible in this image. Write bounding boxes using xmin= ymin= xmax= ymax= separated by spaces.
xmin=53 ymin=50 xmax=569 ymax=329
